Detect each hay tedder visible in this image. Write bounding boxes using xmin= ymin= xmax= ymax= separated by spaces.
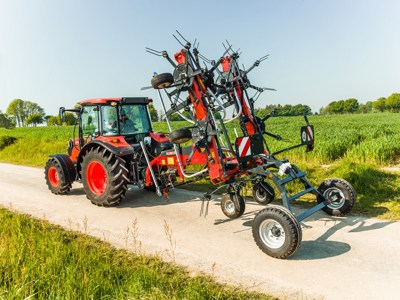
xmin=45 ymin=32 xmax=356 ymax=258
xmin=144 ymin=32 xmax=356 ymax=258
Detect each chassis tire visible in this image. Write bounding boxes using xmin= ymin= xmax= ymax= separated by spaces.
xmin=81 ymin=147 xmax=128 ymax=207
xmin=221 ymin=193 xmax=245 ymax=219
xmin=317 ymin=178 xmax=356 ymax=216
xmin=169 ymin=128 xmax=192 ymax=144
xmin=252 ymin=205 xmax=302 ymax=259
xmin=252 ymin=182 xmax=275 ymax=205
xmin=44 ymin=157 xmax=73 ymax=195
xmin=151 ymin=73 xmax=174 ymax=89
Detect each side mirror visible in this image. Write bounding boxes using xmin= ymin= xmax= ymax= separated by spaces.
xmin=59 ymin=107 xmax=66 ymax=122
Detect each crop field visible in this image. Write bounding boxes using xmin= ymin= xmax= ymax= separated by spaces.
xmin=157 ymin=113 xmax=400 ymax=166
xmin=1 ymin=113 xmax=399 ymax=166
xmin=1 ymin=112 xmax=400 ymax=220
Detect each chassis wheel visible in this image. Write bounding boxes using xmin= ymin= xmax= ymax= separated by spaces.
xmin=221 ymin=193 xmax=245 ymax=219
xmin=317 ymin=178 xmax=356 ymax=216
xmin=169 ymin=128 xmax=192 ymax=144
xmin=252 ymin=182 xmax=275 ymax=205
xmin=44 ymin=157 xmax=73 ymax=195
xmin=81 ymin=147 xmax=128 ymax=207
xmin=252 ymin=205 xmax=302 ymax=259
xmin=151 ymin=73 xmax=174 ymax=89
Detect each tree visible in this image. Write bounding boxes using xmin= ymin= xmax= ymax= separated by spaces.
xmin=358 ymin=102 xmax=372 ymax=114
xmin=319 ymin=106 xmax=330 ymax=115
xmin=0 ymin=111 xmax=14 ymax=128
xmin=6 ymin=99 xmax=25 ymax=127
xmin=26 ymin=113 xmax=44 ymax=127
xmin=148 ymin=105 xmax=158 ymax=122
xmin=64 ymin=112 xmax=77 ymax=125
xmin=47 ymin=116 xmax=61 ymax=126
xmin=372 ymin=97 xmax=386 ymax=112
xmin=6 ymin=99 xmax=46 ymax=127
xmin=328 ymin=100 xmax=345 ymax=114
xmin=385 ymin=93 xmax=400 ymax=112
xmin=343 ymin=98 xmax=359 ymax=113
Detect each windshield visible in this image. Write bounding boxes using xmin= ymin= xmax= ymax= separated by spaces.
xmin=101 ymin=104 xmax=151 ymax=136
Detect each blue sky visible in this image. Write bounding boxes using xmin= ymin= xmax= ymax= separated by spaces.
xmin=0 ymin=0 xmax=399 ymax=115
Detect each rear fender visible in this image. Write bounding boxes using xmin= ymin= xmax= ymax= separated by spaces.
xmin=76 ymin=140 xmax=134 ymax=178
xmin=49 ymin=154 xmax=77 ymax=183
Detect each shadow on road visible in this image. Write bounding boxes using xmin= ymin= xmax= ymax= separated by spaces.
xmin=291 ymin=216 xmax=393 ymax=260
xmin=292 ymin=240 xmax=351 ymax=260
xmin=117 ymin=187 xmax=203 ymax=209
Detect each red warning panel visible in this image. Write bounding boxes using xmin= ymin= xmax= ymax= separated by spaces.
xmin=238 ymin=136 xmax=251 ymax=157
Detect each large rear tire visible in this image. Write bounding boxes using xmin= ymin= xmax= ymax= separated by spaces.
xmin=44 ymin=157 xmax=73 ymax=195
xmin=81 ymin=147 xmax=128 ymax=207
xmin=252 ymin=205 xmax=301 ymax=259
xmin=317 ymin=178 xmax=356 ymax=216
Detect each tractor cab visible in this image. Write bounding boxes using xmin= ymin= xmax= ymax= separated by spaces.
xmin=79 ymin=97 xmax=153 ymax=145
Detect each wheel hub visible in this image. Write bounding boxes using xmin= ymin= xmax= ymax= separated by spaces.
xmin=256 ymin=188 xmax=266 ymax=200
xmin=173 ymin=64 xmax=194 ymax=91
xmin=271 ymin=226 xmax=281 ymax=237
xmin=86 ymin=161 xmax=107 ymax=195
xmin=224 ymin=200 xmax=235 ymax=213
xmin=48 ymin=167 xmax=59 ymax=187
xmin=324 ymin=187 xmax=345 ymax=209
xmin=259 ymin=219 xmax=285 ymax=249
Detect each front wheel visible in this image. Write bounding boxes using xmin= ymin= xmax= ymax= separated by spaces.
xmin=221 ymin=193 xmax=245 ymax=219
xmin=44 ymin=158 xmax=73 ymax=195
xmin=252 ymin=205 xmax=301 ymax=259
xmin=317 ymin=178 xmax=356 ymax=216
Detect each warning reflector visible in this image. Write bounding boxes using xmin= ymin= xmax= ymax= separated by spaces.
xmin=237 ymin=136 xmax=251 ymax=157
xmin=301 ymin=125 xmax=314 ymax=144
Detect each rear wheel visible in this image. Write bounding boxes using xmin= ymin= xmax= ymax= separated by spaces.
xmin=252 ymin=205 xmax=301 ymax=259
xmin=317 ymin=178 xmax=356 ymax=216
xmin=221 ymin=193 xmax=245 ymax=219
xmin=252 ymin=182 xmax=275 ymax=205
xmin=151 ymin=73 xmax=174 ymax=89
xmin=81 ymin=147 xmax=128 ymax=207
xmin=44 ymin=158 xmax=72 ymax=195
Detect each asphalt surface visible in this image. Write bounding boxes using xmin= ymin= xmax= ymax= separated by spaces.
xmin=1 ymin=162 xmax=399 ymax=299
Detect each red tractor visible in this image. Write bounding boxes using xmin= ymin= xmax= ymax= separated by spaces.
xmin=44 ymin=97 xmax=181 ymax=206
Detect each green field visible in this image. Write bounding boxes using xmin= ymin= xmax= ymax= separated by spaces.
xmin=1 ymin=113 xmax=400 ymax=220
xmin=1 ymin=113 xmax=400 ymax=166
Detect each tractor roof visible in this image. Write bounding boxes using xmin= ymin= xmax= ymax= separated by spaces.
xmin=79 ymin=97 xmax=150 ymax=105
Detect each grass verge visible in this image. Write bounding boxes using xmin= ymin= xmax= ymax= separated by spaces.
xmin=0 ymin=208 xmax=274 ymax=300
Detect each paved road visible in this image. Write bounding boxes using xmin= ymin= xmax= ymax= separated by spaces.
xmin=1 ymin=163 xmax=399 ymax=299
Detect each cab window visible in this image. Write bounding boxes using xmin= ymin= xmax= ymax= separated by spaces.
xmin=101 ymin=106 xmax=118 ymax=136
xmin=81 ymin=106 xmax=99 ymax=138
xmin=122 ymin=105 xmax=151 ymax=134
